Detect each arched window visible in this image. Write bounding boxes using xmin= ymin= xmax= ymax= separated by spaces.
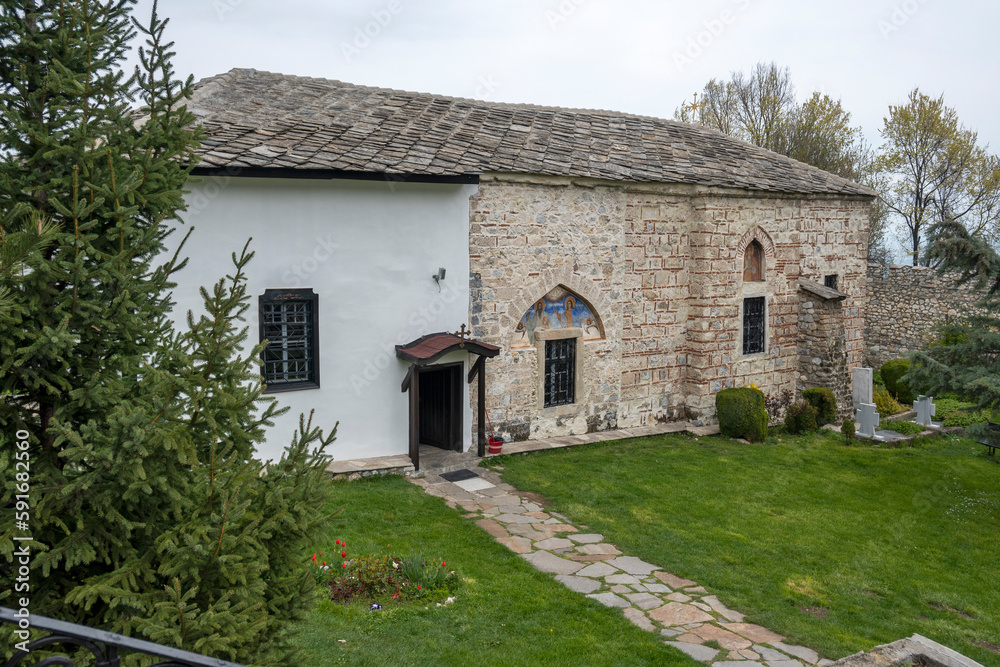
xmin=743 ymin=241 xmax=765 ymax=282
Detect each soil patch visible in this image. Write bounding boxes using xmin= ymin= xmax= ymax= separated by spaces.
xmin=927 ymin=602 xmax=975 ymax=620
xmin=973 ymin=641 xmax=1000 ymax=655
xmin=799 ymin=606 xmax=829 ymax=619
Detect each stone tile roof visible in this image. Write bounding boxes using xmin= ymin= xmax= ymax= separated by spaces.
xmin=189 ymin=68 xmax=874 ymax=197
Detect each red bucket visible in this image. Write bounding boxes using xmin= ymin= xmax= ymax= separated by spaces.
xmin=488 ymin=436 xmax=503 ymax=454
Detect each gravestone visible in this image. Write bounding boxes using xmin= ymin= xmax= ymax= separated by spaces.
xmin=914 ymin=395 xmax=937 ymax=427
xmin=856 ymin=402 xmax=880 ymax=439
xmin=853 ymin=367 xmax=873 ymax=413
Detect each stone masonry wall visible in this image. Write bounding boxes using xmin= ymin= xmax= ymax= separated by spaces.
xmin=470 ymin=175 xmax=871 ymax=443
xmin=864 ymin=263 xmax=985 ymax=368
xmin=681 ymin=196 xmax=868 ymax=417
xmin=798 ymin=294 xmax=851 ymax=418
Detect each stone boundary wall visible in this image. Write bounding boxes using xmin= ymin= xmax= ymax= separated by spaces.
xmin=864 ymin=263 xmax=985 ymax=368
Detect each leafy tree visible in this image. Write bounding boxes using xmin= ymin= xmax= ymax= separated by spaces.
xmin=675 ymin=62 xmax=796 ymax=153
xmin=674 ymin=62 xmax=888 ymax=264
xmin=0 ymin=1 xmax=336 ymax=664
xmin=907 ymin=217 xmax=1000 ymax=439
xmin=876 ymin=88 xmax=1000 ymax=265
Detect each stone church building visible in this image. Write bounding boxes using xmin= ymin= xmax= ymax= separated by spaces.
xmin=177 ymin=68 xmax=873 ymax=464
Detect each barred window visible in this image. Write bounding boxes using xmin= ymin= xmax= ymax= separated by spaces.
xmin=743 ymin=296 xmax=765 ymax=355
xmin=259 ymin=288 xmax=319 ymax=392
xmin=824 ymin=274 xmax=838 ymax=290
xmin=544 ymin=338 xmax=576 ymax=407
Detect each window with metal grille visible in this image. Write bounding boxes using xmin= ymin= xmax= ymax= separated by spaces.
xmin=259 ymin=288 xmax=319 ymax=392
xmin=742 ymin=296 xmax=765 ymax=355
xmin=824 ymin=274 xmax=838 ymax=290
xmin=544 ymin=338 xmax=576 ymax=407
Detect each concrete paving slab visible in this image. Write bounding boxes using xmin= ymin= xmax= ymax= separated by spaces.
xmin=568 ymin=533 xmax=605 ymax=544
xmin=453 ymin=477 xmax=495 ymax=492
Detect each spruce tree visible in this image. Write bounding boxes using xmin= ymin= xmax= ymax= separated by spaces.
xmin=1 ymin=2 xmax=337 ymax=664
xmin=907 ymin=218 xmax=1000 ymax=440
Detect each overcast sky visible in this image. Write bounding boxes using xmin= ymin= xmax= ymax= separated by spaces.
xmin=131 ymin=0 xmax=1000 ymax=151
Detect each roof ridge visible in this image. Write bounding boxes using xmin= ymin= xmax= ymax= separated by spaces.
xmin=223 ymin=67 xmax=723 ymax=128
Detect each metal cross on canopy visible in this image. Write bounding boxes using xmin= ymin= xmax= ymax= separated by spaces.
xmin=454 ymin=323 xmax=471 ymax=340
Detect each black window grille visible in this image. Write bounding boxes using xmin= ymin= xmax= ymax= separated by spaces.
xmin=259 ymin=288 xmax=319 ymax=392
xmin=824 ymin=274 xmax=838 ymax=289
xmin=544 ymin=338 xmax=576 ymax=407
xmin=743 ymin=297 xmax=765 ymax=355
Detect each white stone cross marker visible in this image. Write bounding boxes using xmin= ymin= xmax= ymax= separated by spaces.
xmin=853 ymin=367 xmax=873 ymax=413
xmin=856 ymin=402 xmax=880 ymax=439
xmin=914 ymin=395 xmax=937 ymax=426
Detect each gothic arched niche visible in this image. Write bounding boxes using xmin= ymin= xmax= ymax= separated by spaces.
xmin=743 ymin=240 xmax=765 ymax=282
xmin=512 ymin=285 xmax=604 ymax=348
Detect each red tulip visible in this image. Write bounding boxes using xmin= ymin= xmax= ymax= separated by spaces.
xmin=441 ymin=562 xmax=446 ymax=567
xmin=417 ymin=585 xmax=421 ymax=590
xmin=322 ymin=562 xmax=326 ymax=566
xmin=336 ymin=539 xmax=340 ymax=545
xmin=341 ymin=551 xmax=346 ymax=558
xmin=342 ymin=562 xmax=347 ymax=568
xmin=312 ymin=554 xmax=316 ymax=561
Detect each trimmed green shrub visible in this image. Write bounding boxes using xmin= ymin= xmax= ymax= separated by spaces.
xmin=881 ymin=359 xmax=914 ymax=404
xmin=716 ymin=387 xmax=768 ymax=442
xmin=785 ymin=402 xmax=818 ymax=434
xmin=802 ymin=387 xmax=837 ymax=426
xmin=873 ymin=384 xmax=907 ymax=415
xmin=841 ymin=418 xmax=855 ymax=444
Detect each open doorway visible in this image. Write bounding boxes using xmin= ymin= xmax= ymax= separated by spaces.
xmin=418 ymin=363 xmax=463 ymax=451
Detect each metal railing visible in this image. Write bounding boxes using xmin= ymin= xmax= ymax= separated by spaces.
xmin=0 ymin=607 xmax=244 ymax=667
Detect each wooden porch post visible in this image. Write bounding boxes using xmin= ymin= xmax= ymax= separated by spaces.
xmin=477 ymin=357 xmax=486 ymax=457
xmin=402 ymin=365 xmax=419 ymax=471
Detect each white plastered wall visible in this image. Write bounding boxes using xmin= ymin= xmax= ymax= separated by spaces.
xmin=167 ymin=176 xmax=476 ymax=462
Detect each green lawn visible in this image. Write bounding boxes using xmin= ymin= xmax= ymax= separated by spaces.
xmin=491 ymin=430 xmax=1000 ymax=666
xmin=290 ymin=475 xmax=698 ymax=666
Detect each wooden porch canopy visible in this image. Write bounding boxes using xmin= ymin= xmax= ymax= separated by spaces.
xmin=396 ymin=331 xmax=500 ymax=470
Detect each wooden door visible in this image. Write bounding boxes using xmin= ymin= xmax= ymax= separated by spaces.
xmin=418 ymin=364 xmax=462 ymax=451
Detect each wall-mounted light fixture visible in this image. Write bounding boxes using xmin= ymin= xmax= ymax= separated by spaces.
xmin=432 ymin=267 xmax=446 ymax=291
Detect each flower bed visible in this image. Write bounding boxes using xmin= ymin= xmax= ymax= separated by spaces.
xmin=310 ymin=539 xmax=460 ymax=605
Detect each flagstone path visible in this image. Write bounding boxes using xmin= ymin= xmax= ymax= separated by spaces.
xmin=410 ymin=466 xmax=834 ymax=667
